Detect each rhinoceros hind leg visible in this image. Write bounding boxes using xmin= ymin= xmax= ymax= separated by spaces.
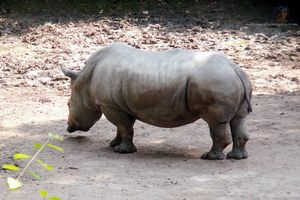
xmin=201 ymin=122 xmax=232 ymax=160
xmin=227 ymin=117 xmax=249 ymax=160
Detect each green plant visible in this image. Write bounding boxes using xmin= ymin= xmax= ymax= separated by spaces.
xmin=2 ymin=132 xmax=64 ymax=200
xmin=39 ymin=189 xmax=62 ymax=200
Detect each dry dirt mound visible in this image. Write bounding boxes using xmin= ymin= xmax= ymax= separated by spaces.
xmin=0 ymin=1 xmax=299 ymax=94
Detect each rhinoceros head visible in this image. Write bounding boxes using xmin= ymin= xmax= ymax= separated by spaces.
xmin=62 ymin=66 xmax=101 ymax=133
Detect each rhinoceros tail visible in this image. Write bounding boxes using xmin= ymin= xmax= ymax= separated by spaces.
xmin=231 ymin=65 xmax=253 ymax=113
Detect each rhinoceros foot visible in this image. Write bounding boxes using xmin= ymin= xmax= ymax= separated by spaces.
xmin=201 ymin=151 xmax=225 ymax=160
xmin=114 ymin=142 xmax=137 ymax=154
xmin=226 ymin=149 xmax=248 ymax=160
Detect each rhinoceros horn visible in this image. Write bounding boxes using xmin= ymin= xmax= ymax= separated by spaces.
xmin=61 ymin=66 xmax=79 ymax=81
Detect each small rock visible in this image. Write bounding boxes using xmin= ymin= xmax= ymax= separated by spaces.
xmin=52 ymin=75 xmax=69 ymax=81
xmin=244 ymin=46 xmax=251 ymax=50
xmin=38 ymin=97 xmax=52 ymax=103
xmin=291 ymin=77 xmax=299 ymax=83
xmin=142 ymin=10 xmax=149 ymax=15
xmin=153 ymin=17 xmax=160 ymax=22
xmin=39 ymin=77 xmax=51 ymax=85
xmin=242 ymin=35 xmax=251 ymax=40
xmin=292 ymin=65 xmax=300 ymax=69
xmin=26 ymin=70 xmax=39 ymax=79
xmin=2 ymin=68 xmax=10 ymax=72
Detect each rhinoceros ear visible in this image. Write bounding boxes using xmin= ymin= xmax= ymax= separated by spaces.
xmin=61 ymin=66 xmax=79 ymax=81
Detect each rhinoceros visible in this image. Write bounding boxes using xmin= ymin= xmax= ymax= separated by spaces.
xmin=62 ymin=43 xmax=252 ymax=160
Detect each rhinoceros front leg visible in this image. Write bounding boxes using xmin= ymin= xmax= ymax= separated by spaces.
xmin=201 ymin=122 xmax=232 ymax=160
xmin=109 ymin=130 xmax=121 ymax=147
xmin=113 ymin=126 xmax=137 ymax=153
xmin=101 ymin=106 xmax=137 ymax=154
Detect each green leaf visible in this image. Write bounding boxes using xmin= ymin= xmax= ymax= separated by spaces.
xmin=13 ymin=153 xmax=31 ymax=160
xmin=47 ymin=144 xmax=64 ymax=153
xmin=36 ymin=160 xmax=53 ymax=171
xmin=28 ymin=170 xmax=42 ymax=180
xmin=49 ymin=196 xmax=62 ymax=200
xmin=34 ymin=142 xmax=43 ymax=149
xmin=38 ymin=189 xmax=48 ymax=198
xmin=6 ymin=177 xmax=22 ymax=190
xmin=2 ymin=164 xmax=20 ymax=171
xmin=48 ymin=133 xmax=64 ymax=142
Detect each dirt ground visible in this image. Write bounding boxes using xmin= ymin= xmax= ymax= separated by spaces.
xmin=1 ymin=1 xmax=300 ymax=200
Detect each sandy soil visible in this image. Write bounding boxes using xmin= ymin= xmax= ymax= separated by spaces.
xmin=0 ymin=1 xmax=300 ymax=200
xmin=1 ymin=87 xmax=300 ymax=200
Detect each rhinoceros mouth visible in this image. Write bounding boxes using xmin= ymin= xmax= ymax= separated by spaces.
xmin=67 ymin=125 xmax=90 ymax=133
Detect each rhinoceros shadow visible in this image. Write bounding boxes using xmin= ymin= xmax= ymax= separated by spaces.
xmin=0 ymin=117 xmax=203 ymax=160
xmin=3 ymin=91 xmax=299 ymax=161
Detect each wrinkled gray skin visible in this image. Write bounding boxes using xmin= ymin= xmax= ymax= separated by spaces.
xmin=62 ymin=43 xmax=252 ymax=160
